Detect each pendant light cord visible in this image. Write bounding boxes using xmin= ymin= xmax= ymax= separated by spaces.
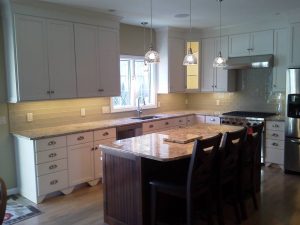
xmin=219 ymin=0 xmax=222 ymax=52
xmin=150 ymin=0 xmax=153 ymax=46
xmin=189 ymin=0 xmax=192 ymax=49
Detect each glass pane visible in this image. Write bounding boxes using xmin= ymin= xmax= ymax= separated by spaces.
xmin=186 ymin=42 xmax=200 ymax=90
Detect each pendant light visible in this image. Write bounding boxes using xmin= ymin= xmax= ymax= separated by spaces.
xmin=183 ymin=0 xmax=197 ymax=65
xmin=213 ymin=0 xmax=226 ymax=68
xmin=145 ymin=0 xmax=160 ymax=63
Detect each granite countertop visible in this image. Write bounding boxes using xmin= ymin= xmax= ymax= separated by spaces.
xmin=100 ymin=123 xmax=243 ymax=162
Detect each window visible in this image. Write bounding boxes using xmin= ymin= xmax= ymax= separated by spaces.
xmin=111 ymin=56 xmax=157 ymax=112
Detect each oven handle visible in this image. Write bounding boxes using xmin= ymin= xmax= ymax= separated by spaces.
xmin=290 ymin=139 xmax=300 ymax=144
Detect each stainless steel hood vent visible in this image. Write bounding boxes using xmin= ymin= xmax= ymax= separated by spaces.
xmin=224 ymin=54 xmax=274 ymax=70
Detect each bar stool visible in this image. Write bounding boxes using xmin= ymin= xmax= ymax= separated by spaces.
xmin=216 ymin=128 xmax=247 ymax=225
xmin=149 ymin=133 xmax=223 ymax=225
xmin=0 ymin=177 xmax=7 ymax=225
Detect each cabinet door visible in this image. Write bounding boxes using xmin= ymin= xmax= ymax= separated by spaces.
xmin=201 ymin=38 xmax=215 ymax=92
xmin=47 ymin=20 xmax=77 ymax=99
xmin=14 ymin=14 xmax=49 ymax=100
xmin=251 ymin=30 xmax=273 ymax=55
xmin=68 ymin=143 xmax=94 ymax=186
xmin=215 ymin=36 xmax=230 ymax=92
xmin=291 ymin=23 xmax=300 ymax=67
xmin=168 ymin=38 xmax=185 ymax=93
xmin=75 ymin=24 xmax=100 ymax=97
xmin=229 ymin=33 xmax=251 ymax=57
xmin=98 ymin=28 xmax=120 ymax=97
xmin=273 ymin=29 xmax=289 ymax=92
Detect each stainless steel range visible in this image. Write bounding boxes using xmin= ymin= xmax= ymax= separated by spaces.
xmin=220 ymin=111 xmax=277 ymax=164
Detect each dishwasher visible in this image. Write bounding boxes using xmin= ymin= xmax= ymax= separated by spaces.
xmin=116 ymin=123 xmax=143 ymax=140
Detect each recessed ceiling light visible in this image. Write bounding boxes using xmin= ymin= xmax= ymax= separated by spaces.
xmin=174 ymin=13 xmax=189 ymax=18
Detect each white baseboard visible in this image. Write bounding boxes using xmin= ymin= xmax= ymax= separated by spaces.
xmin=7 ymin=187 xmax=19 ymax=196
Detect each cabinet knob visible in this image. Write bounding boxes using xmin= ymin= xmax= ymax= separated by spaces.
xmin=149 ymin=125 xmax=154 ymax=128
xmin=49 ymin=164 xmax=58 ymax=170
xmin=214 ymin=85 xmax=217 ymax=88
xmin=51 ymin=90 xmax=55 ymax=94
xmin=102 ymin=132 xmax=109 ymax=136
xmin=272 ymin=142 xmax=279 ymax=147
xmin=91 ymin=147 xmax=95 ymax=151
xmin=48 ymin=141 xmax=56 ymax=146
xmin=211 ymin=85 xmax=214 ymax=88
xmin=50 ymin=180 xmax=58 ymax=185
xmin=165 ymin=122 xmax=169 ymax=125
xmin=77 ymin=136 xmax=85 ymax=141
xmin=272 ymin=124 xmax=279 ymax=128
xmin=95 ymin=146 xmax=98 ymax=150
xmin=47 ymin=91 xmax=51 ymax=94
xmin=272 ymin=133 xmax=279 ymax=137
xmin=49 ymin=153 xmax=57 ymax=158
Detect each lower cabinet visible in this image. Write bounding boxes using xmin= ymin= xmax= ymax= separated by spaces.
xmin=265 ymin=121 xmax=285 ymax=168
xmin=14 ymin=127 xmax=116 ymax=203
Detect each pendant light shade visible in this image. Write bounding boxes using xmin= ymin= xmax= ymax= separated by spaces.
xmin=213 ymin=0 xmax=226 ymax=68
xmin=183 ymin=0 xmax=197 ymax=66
xmin=145 ymin=0 xmax=160 ymax=63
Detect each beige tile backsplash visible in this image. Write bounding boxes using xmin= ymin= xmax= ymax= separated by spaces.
xmin=9 ymin=94 xmax=187 ymax=131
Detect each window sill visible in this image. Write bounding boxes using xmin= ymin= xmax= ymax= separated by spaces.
xmin=111 ymin=104 xmax=158 ymax=113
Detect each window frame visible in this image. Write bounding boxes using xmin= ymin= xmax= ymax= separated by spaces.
xmin=111 ymin=55 xmax=157 ymax=113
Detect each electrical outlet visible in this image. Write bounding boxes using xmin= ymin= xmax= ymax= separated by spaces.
xmin=185 ymin=99 xmax=188 ymax=104
xmin=80 ymin=108 xmax=86 ymax=117
xmin=158 ymin=102 xmax=161 ymax=108
xmin=216 ymin=100 xmax=220 ymax=106
xmin=102 ymin=106 xmax=110 ymax=114
xmin=26 ymin=113 xmax=33 ymax=122
xmin=0 ymin=116 xmax=7 ymax=125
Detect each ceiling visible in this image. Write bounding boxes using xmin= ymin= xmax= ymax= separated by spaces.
xmin=41 ymin=0 xmax=300 ymax=29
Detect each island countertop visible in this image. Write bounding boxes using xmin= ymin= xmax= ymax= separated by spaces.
xmin=100 ymin=123 xmax=243 ymax=162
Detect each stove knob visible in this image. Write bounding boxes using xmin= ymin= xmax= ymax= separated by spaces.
xmin=246 ymin=122 xmax=251 ymax=126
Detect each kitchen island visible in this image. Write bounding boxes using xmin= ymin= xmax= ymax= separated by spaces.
xmin=100 ymin=124 xmax=242 ymax=225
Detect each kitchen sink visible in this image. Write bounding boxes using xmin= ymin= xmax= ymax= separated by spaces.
xmin=131 ymin=115 xmax=161 ymax=120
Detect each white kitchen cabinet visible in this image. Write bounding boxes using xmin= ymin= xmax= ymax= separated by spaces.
xmin=201 ymin=36 xmax=236 ymax=92
xmin=157 ymin=28 xmax=186 ymax=93
xmin=14 ymin=15 xmax=77 ymax=101
xmin=14 ymin=135 xmax=69 ymax=203
xmin=229 ymin=30 xmax=273 ymax=57
xmin=14 ymin=14 xmax=49 ymax=101
xmin=272 ymin=28 xmax=289 ymax=92
xmin=75 ymin=24 xmax=120 ymax=97
xmin=265 ymin=121 xmax=285 ymax=168
xmin=290 ymin=23 xmax=300 ymax=67
xmin=47 ymin=20 xmax=77 ymax=99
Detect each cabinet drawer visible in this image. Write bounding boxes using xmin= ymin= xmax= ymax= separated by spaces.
xmin=205 ymin=116 xmax=220 ymax=124
xmin=35 ymin=136 xmax=66 ymax=152
xmin=173 ymin=117 xmax=186 ymax=126
xmin=266 ymin=121 xmax=284 ymax=131
xmin=195 ymin=115 xmax=205 ymax=123
xmin=265 ymin=148 xmax=284 ymax=165
xmin=37 ymin=170 xmax=68 ymax=196
xmin=160 ymin=119 xmax=175 ymax=130
xmin=266 ymin=130 xmax=285 ymax=140
xmin=266 ymin=139 xmax=285 ymax=149
xmin=36 ymin=159 xmax=67 ymax=176
xmin=67 ymin=131 xmax=93 ymax=146
xmin=142 ymin=121 xmax=162 ymax=133
xmin=36 ymin=147 xmax=67 ymax=164
xmin=186 ymin=115 xmax=195 ymax=126
xmin=94 ymin=128 xmax=116 ymax=141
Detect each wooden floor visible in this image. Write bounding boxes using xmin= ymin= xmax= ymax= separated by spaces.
xmin=20 ymin=166 xmax=300 ymax=225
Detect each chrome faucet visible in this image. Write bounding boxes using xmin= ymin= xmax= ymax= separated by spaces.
xmin=137 ymin=96 xmax=146 ymax=117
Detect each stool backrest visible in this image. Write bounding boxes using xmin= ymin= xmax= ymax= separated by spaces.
xmin=0 ymin=177 xmax=7 ymax=225
xmin=187 ymin=133 xmax=223 ymax=195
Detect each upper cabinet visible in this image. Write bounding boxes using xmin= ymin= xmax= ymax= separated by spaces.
xmin=75 ymin=25 xmax=120 ymax=97
xmin=201 ymin=36 xmax=236 ymax=92
xmin=273 ymin=28 xmax=289 ymax=92
xmin=156 ymin=28 xmax=186 ymax=93
xmin=229 ymin=30 xmax=274 ymax=57
xmin=1 ymin=1 xmax=120 ymax=102
xmin=291 ymin=23 xmax=300 ymax=67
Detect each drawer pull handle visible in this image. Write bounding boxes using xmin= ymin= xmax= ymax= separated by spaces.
xmin=179 ymin=120 xmax=182 ymax=122
xmin=48 ymin=141 xmax=56 ymax=146
xmin=95 ymin=146 xmax=98 ymax=150
xmin=50 ymin=180 xmax=58 ymax=185
xmin=272 ymin=143 xmax=279 ymax=147
xmin=272 ymin=124 xmax=279 ymax=128
xmin=49 ymin=153 xmax=57 ymax=158
xmin=272 ymin=133 xmax=279 ymax=137
xmin=165 ymin=122 xmax=169 ymax=125
xmin=91 ymin=147 xmax=95 ymax=151
xmin=102 ymin=132 xmax=109 ymax=136
xmin=77 ymin=136 xmax=85 ymax=141
xmin=49 ymin=164 xmax=58 ymax=170
xmin=149 ymin=125 xmax=154 ymax=128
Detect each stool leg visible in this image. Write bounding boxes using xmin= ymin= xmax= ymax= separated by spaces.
xmin=187 ymin=196 xmax=192 ymax=225
xmin=151 ymin=186 xmax=157 ymax=225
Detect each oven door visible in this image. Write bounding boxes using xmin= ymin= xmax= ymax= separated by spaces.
xmin=285 ymin=137 xmax=300 ymax=172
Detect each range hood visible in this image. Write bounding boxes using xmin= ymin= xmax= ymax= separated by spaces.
xmin=224 ymin=54 xmax=274 ymax=70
